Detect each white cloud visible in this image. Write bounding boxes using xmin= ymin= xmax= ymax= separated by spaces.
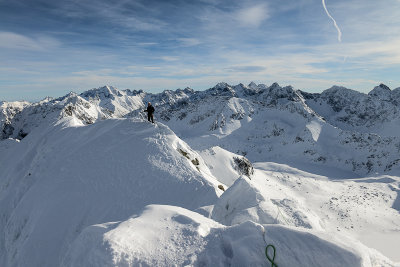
xmin=236 ymin=4 xmax=269 ymax=27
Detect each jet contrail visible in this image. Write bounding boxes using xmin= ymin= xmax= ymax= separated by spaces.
xmin=322 ymin=0 xmax=342 ymax=42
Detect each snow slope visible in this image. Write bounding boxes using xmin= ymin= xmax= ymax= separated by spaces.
xmin=0 ymin=118 xmax=397 ymax=266
xmin=62 ymin=204 xmax=391 ymax=267
xmin=0 ymin=118 xmax=220 ymax=267
xmin=1 ymin=82 xmax=400 ymax=266
xmin=210 ymin=156 xmax=400 ymax=262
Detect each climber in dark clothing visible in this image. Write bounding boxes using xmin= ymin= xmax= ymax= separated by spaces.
xmin=144 ymin=102 xmax=155 ymax=123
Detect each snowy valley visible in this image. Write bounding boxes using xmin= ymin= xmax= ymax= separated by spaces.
xmin=1 ymin=82 xmax=400 ymax=266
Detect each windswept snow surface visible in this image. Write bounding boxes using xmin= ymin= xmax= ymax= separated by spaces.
xmin=62 ymin=205 xmax=391 ymax=267
xmin=0 ymin=118 xmax=219 ymax=267
xmin=1 ymin=82 xmax=400 ymax=266
xmin=211 ymin=160 xmax=400 ymax=263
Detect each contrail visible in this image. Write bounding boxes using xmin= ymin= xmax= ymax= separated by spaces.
xmin=322 ymin=0 xmax=342 ymax=42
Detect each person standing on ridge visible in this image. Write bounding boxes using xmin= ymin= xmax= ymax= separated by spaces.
xmin=144 ymin=102 xmax=155 ymax=123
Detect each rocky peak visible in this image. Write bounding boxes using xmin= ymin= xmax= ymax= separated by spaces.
xmin=124 ymin=89 xmax=144 ymax=96
xmin=379 ymin=83 xmax=390 ymax=90
xmin=269 ymin=82 xmax=280 ymax=89
xmin=321 ymin=86 xmax=364 ymax=100
xmin=80 ymin=86 xmax=121 ymax=100
xmin=248 ymin=81 xmax=258 ymax=89
xmin=213 ymin=82 xmax=230 ymax=90
xmin=320 ymin=86 xmax=365 ymax=112
xmin=323 ymin=85 xmax=351 ymax=94
xmin=264 ymin=83 xmax=298 ymax=100
xmin=183 ymin=87 xmax=194 ymax=93
xmin=368 ymin=83 xmax=392 ymax=101
xmin=232 ymin=83 xmax=247 ymax=94
xmin=230 ymin=83 xmax=257 ymax=97
xmin=52 ymin=92 xmax=78 ymax=104
xmin=207 ymin=82 xmax=236 ymax=97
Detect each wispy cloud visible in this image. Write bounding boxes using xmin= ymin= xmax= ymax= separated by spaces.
xmin=236 ymin=4 xmax=270 ymax=27
xmin=0 ymin=31 xmax=60 ymax=51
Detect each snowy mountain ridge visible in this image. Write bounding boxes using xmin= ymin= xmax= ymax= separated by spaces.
xmin=2 ymin=82 xmax=400 ymax=175
xmin=1 ymin=83 xmax=400 ymax=266
xmin=4 ymin=82 xmax=400 ymax=138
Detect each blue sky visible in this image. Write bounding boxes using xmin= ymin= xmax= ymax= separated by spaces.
xmin=1 ymin=0 xmax=400 ymax=101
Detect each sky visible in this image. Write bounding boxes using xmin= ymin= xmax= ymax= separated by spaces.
xmin=1 ymin=0 xmax=400 ymax=101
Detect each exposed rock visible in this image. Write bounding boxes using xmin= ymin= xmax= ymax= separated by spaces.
xmin=233 ymin=157 xmax=254 ymax=178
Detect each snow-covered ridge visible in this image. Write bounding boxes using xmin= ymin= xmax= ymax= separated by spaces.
xmin=2 ymin=82 xmax=400 ymax=176
xmin=1 ymin=118 xmax=397 ymax=266
xmin=0 ymin=119 xmax=221 ymax=266
xmin=1 ymin=85 xmax=400 ymax=265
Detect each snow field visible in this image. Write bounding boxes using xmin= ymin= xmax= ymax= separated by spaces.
xmin=0 ymin=118 xmax=220 ymax=266
xmin=62 ymin=204 xmax=392 ymax=267
xmin=1 ymin=86 xmax=400 ymax=266
xmin=0 ymin=118 xmax=399 ymax=266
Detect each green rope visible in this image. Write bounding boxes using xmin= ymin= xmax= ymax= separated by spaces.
xmin=265 ymin=244 xmax=278 ymax=267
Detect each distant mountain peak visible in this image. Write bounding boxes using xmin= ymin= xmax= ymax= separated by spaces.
xmin=80 ymin=85 xmax=122 ymax=100
xmin=369 ymin=83 xmax=392 ymax=100
xmin=320 ymin=85 xmax=363 ymax=99
xmin=269 ymin=82 xmax=280 ymax=89
xmin=60 ymin=91 xmax=78 ymax=100
xmin=378 ymin=83 xmax=390 ymax=90
xmin=248 ymin=81 xmax=257 ymax=89
xmin=213 ymin=82 xmax=230 ymax=89
xmin=326 ymin=85 xmax=349 ymax=91
xmin=183 ymin=87 xmax=194 ymax=92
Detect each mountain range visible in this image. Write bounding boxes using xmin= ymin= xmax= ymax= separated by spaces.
xmin=1 ymin=82 xmax=400 ymax=266
xmin=2 ymin=82 xmax=400 ymax=175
